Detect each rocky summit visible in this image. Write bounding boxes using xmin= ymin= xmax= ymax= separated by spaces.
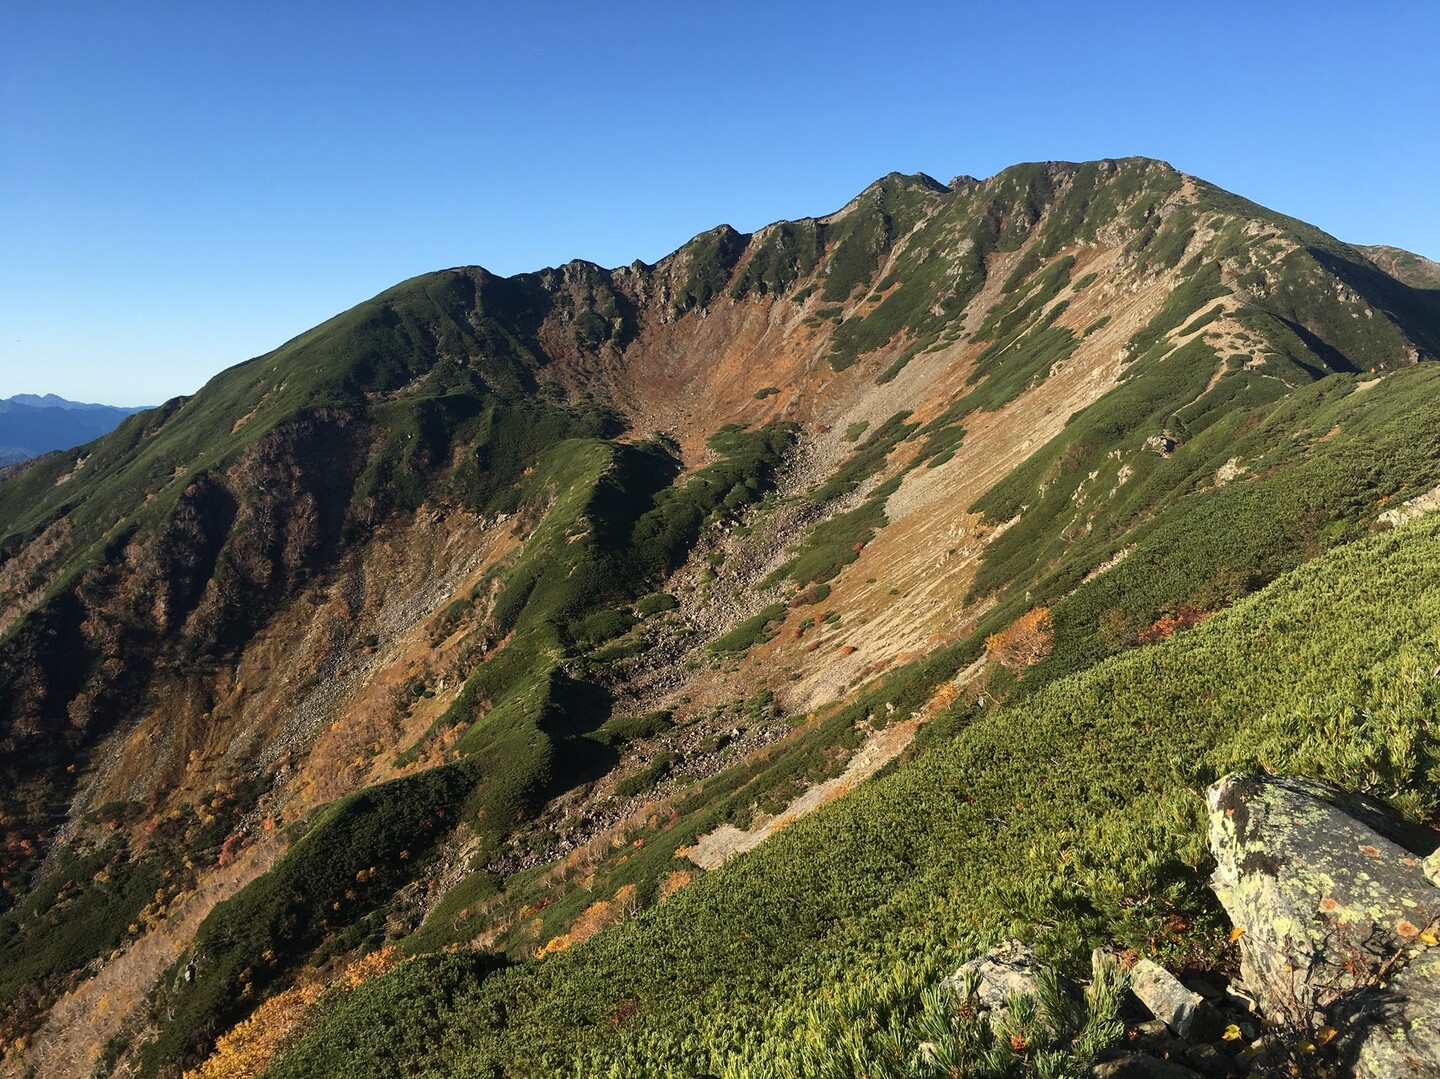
xmin=2 ymin=157 xmax=1439 ymax=1077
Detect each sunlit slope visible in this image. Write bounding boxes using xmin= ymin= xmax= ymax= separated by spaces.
xmin=269 ymin=511 xmax=1440 ymax=1077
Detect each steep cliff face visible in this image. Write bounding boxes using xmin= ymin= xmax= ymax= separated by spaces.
xmin=2 ymin=158 xmax=1440 ymax=1075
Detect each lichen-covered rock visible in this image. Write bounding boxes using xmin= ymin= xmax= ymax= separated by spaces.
xmin=1206 ymin=773 xmax=1440 ymax=1077
xmin=943 ymin=938 xmax=1056 ymax=1012
xmin=943 ymin=938 xmax=1087 ymax=1030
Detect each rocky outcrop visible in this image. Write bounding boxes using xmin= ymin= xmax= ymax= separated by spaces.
xmin=1207 ymin=773 xmax=1440 ymax=1077
xmin=1378 ymin=483 xmax=1440 ymax=529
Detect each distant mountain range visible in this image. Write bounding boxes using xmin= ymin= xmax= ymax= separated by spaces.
xmin=0 ymin=394 xmax=150 ymax=466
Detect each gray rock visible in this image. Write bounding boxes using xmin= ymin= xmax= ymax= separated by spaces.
xmin=944 ymin=938 xmax=1055 ymax=1012
xmin=1143 ymin=434 xmax=1177 ymax=457
xmin=1129 ymin=959 xmax=1210 ymax=1040
xmin=1206 ymin=773 xmax=1440 ymax=1078
xmin=1340 ymin=962 xmax=1440 ymax=1079
xmin=1220 ymin=986 xmax=1258 ymax=1016
xmin=1426 ymin=847 xmax=1440 ymax=889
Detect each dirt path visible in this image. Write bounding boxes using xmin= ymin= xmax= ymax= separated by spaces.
xmin=686 ymin=717 xmax=922 ymax=869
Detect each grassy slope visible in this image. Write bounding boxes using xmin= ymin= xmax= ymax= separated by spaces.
xmin=268 ymin=512 xmax=1440 ymax=1078
xmin=0 ymin=270 xmax=537 ymax=591
xmin=5 ymin=158 xmax=1432 ymax=601
xmin=974 ymin=364 xmax=1440 ymax=691
xmin=0 ymin=271 xmax=627 ymax=731
xmin=0 ymin=269 xmax=626 ymax=930
xmin=209 ymin=171 xmax=1440 ymax=1071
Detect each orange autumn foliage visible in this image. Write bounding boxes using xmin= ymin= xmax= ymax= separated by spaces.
xmin=922 ymin=679 xmax=960 ymax=716
xmin=1137 ymin=604 xmax=1211 ymax=644
xmin=659 ymin=869 xmax=694 ymax=899
xmin=985 ymin=607 xmax=1053 ymax=673
xmin=535 ymin=884 xmax=639 ymax=958
xmin=183 ymin=947 xmax=402 ymax=1079
xmin=183 ymin=983 xmax=325 ymax=1079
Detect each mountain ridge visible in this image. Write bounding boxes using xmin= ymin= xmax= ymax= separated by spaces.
xmin=2 ymin=156 xmax=1440 ymax=1077
xmin=1360 ymin=242 xmax=1440 ymax=289
xmin=4 ymin=394 xmax=150 ymax=413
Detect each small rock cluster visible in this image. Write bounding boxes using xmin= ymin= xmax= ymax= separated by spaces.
xmin=953 ymin=773 xmax=1440 ymax=1078
xmin=1096 ymin=957 xmax=1267 ymax=1078
xmin=952 ymin=940 xmax=1268 ymax=1078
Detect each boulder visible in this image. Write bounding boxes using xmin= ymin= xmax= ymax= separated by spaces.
xmin=1206 ymin=773 xmax=1440 ymax=1078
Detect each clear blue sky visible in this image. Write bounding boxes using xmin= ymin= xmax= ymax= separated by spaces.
xmin=2 ymin=1 xmax=1436 ymax=404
